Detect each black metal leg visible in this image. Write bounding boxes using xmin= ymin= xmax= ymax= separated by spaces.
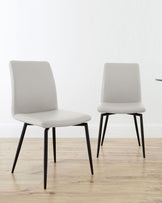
xmin=139 ymin=114 xmax=145 ymax=158
xmin=101 ymin=114 xmax=109 ymax=146
xmin=52 ymin=128 xmax=56 ymax=163
xmin=84 ymin=123 xmax=94 ymax=175
xmin=133 ymin=115 xmax=141 ymax=146
xmin=11 ymin=123 xmax=28 ymax=173
xmin=97 ymin=114 xmax=104 ymax=158
xmin=44 ymin=128 xmax=49 ymax=189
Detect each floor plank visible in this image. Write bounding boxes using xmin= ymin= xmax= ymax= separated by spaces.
xmin=0 ymin=138 xmax=162 ymax=203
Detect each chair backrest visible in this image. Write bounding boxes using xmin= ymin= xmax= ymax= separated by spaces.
xmin=10 ymin=61 xmax=58 ymax=115
xmin=101 ymin=63 xmax=142 ymax=103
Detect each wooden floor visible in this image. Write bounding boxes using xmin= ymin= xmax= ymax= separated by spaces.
xmin=0 ymin=138 xmax=162 ymax=203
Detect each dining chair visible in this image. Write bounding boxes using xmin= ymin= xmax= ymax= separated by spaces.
xmin=97 ymin=63 xmax=146 ymax=158
xmin=10 ymin=61 xmax=93 ymax=189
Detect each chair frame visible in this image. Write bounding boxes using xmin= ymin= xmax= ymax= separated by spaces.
xmin=97 ymin=113 xmax=145 ymax=158
xmin=12 ymin=123 xmax=93 ymax=189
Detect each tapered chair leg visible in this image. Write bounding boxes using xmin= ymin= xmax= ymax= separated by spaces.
xmin=97 ymin=114 xmax=104 ymax=158
xmin=44 ymin=128 xmax=49 ymax=189
xmin=139 ymin=114 xmax=145 ymax=158
xmin=84 ymin=123 xmax=94 ymax=175
xmin=133 ymin=115 xmax=141 ymax=146
xmin=101 ymin=114 xmax=109 ymax=146
xmin=52 ymin=128 xmax=56 ymax=163
xmin=11 ymin=123 xmax=28 ymax=173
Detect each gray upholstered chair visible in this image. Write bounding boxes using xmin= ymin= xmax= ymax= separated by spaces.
xmin=97 ymin=63 xmax=146 ymax=158
xmin=10 ymin=61 xmax=93 ymax=189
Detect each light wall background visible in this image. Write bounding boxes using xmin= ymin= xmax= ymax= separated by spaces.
xmin=1 ymin=0 xmax=162 ymax=137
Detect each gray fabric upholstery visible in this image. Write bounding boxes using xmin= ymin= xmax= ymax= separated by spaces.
xmin=10 ymin=61 xmax=58 ymax=115
xmin=10 ymin=61 xmax=91 ymax=127
xmin=98 ymin=63 xmax=145 ymax=114
xmin=98 ymin=102 xmax=145 ymax=114
xmin=14 ymin=110 xmax=91 ymax=128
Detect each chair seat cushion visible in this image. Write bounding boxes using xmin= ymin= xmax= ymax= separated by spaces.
xmin=98 ymin=102 xmax=145 ymax=114
xmin=14 ymin=109 xmax=91 ymax=128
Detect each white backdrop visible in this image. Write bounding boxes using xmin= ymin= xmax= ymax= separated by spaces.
xmin=1 ymin=0 xmax=162 ymax=137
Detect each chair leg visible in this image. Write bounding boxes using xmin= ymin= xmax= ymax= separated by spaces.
xmin=101 ymin=114 xmax=109 ymax=146
xmin=84 ymin=123 xmax=94 ymax=175
xmin=139 ymin=114 xmax=145 ymax=158
xmin=97 ymin=114 xmax=104 ymax=158
xmin=11 ymin=123 xmax=28 ymax=173
xmin=44 ymin=128 xmax=49 ymax=189
xmin=52 ymin=128 xmax=56 ymax=163
xmin=133 ymin=115 xmax=141 ymax=146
